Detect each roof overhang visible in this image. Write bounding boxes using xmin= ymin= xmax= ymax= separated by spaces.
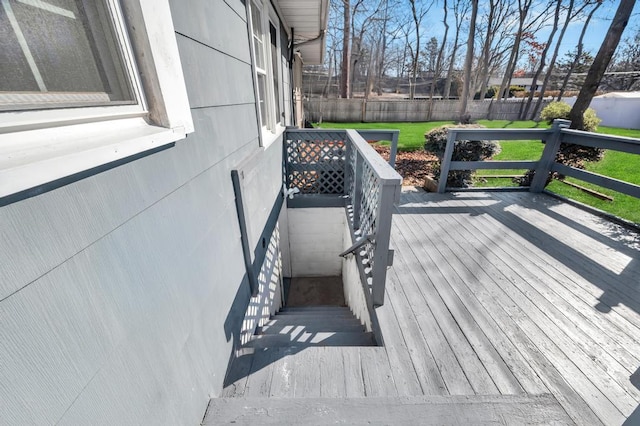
xmin=276 ymin=0 xmax=329 ymax=65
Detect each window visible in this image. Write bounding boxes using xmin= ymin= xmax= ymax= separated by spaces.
xmin=0 ymin=0 xmax=194 ymax=198
xmin=248 ymin=0 xmax=283 ymax=142
xmin=0 ymin=0 xmax=138 ymax=111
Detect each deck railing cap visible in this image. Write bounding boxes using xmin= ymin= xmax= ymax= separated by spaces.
xmin=346 ymin=129 xmax=402 ymax=184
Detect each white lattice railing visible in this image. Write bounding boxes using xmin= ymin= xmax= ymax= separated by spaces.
xmin=284 ymin=129 xmax=402 ymax=306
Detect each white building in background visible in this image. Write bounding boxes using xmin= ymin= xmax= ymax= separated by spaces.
xmin=564 ymin=92 xmax=640 ymax=129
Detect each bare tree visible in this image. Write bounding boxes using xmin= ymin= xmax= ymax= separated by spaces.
xmin=530 ymin=0 xmax=596 ymax=120
xmin=443 ymin=0 xmax=470 ymax=99
xmin=475 ymin=0 xmax=515 ymax=100
xmin=459 ymin=0 xmax=479 ymax=121
xmin=558 ymin=0 xmax=602 ymax=101
xmin=340 ymin=0 xmax=351 ymax=98
xmin=375 ymin=0 xmax=392 ymax=95
xmin=520 ymin=0 xmax=562 ymax=119
xmin=427 ymin=0 xmax=450 ymax=119
xmin=496 ymin=0 xmax=550 ymax=100
xmin=407 ymin=0 xmax=432 ymax=99
xmin=569 ymin=0 xmax=636 ymax=129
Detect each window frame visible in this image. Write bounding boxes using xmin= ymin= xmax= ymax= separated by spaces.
xmin=0 ymin=0 xmax=194 ymax=199
xmin=248 ymin=0 xmax=285 ymax=147
xmin=0 ymin=0 xmax=142 ymax=112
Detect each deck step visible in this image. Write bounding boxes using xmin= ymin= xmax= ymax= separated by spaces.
xmin=258 ymin=322 xmax=365 ymax=334
xmin=276 ymin=309 xmax=354 ymax=316
xmin=245 ymin=332 xmax=376 ymax=348
xmin=262 ymin=317 xmax=363 ymax=327
xmin=265 ymin=314 xmax=357 ymax=324
xmin=245 ymin=305 xmax=373 ymax=348
xmin=279 ymin=305 xmax=350 ymax=312
xmin=204 ymin=395 xmax=573 ymax=425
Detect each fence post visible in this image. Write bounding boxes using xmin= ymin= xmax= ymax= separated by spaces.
xmin=437 ymin=129 xmax=457 ymax=193
xmin=530 ymin=119 xmax=570 ymax=192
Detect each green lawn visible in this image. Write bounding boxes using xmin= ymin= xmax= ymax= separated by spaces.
xmin=317 ymin=121 xmax=454 ymax=150
xmin=318 ymin=120 xmax=640 ymax=224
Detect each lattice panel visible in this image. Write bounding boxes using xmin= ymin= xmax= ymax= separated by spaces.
xmin=358 ymin=160 xmax=380 ymax=273
xmin=358 ymin=160 xmax=380 ymax=237
xmin=285 ymin=133 xmax=347 ymax=195
xmin=346 ymin=141 xmax=357 ymax=199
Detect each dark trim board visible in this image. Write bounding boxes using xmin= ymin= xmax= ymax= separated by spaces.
xmin=231 ymin=171 xmax=284 ymax=296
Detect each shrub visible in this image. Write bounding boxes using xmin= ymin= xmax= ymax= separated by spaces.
xmin=474 ymin=86 xmax=498 ymax=100
xmin=540 ymin=101 xmax=600 ymax=132
xmin=509 ymin=85 xmax=525 ymax=97
xmin=516 ymin=101 xmax=604 ymax=187
xmin=425 ymin=124 xmax=501 ymax=188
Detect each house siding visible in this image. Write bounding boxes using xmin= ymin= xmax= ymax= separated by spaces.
xmin=0 ymin=0 xmax=288 ymax=424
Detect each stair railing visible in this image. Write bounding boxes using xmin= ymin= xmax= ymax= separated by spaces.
xmin=284 ymin=128 xmax=402 ymax=306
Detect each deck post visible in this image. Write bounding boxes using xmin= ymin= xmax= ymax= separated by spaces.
xmin=530 ymin=119 xmax=570 ymax=192
xmin=389 ymin=131 xmax=399 ymax=169
xmin=353 ymin=150 xmax=364 ymax=229
xmin=371 ymin=181 xmax=400 ymax=306
xmin=437 ymin=129 xmax=458 ymax=193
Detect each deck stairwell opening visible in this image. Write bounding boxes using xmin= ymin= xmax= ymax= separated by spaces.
xmin=251 ymin=128 xmax=403 ymax=350
xmin=233 ymin=129 xmax=401 ymax=352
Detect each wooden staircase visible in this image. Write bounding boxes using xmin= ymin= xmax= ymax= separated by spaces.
xmin=245 ymin=306 xmax=376 ymax=348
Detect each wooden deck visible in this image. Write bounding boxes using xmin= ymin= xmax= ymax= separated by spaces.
xmin=215 ymin=190 xmax=640 ymax=425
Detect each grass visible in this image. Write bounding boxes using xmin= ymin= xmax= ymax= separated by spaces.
xmin=317 ymin=120 xmax=640 ymax=224
xmin=317 ymin=121 xmax=454 ymax=150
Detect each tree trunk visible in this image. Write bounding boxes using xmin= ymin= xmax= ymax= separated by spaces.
xmin=340 ymin=0 xmax=351 ymax=99
xmin=409 ymin=0 xmax=421 ymax=100
xmin=558 ymin=1 xmax=601 ymax=101
xmin=458 ymin=0 xmax=478 ymax=122
xmin=477 ymin=0 xmax=497 ymax=101
xmin=520 ymin=0 xmax=561 ymax=120
xmin=497 ymin=0 xmax=533 ymax=100
xmin=569 ymin=0 xmax=636 ymax=130
xmin=443 ymin=0 xmax=466 ymax=99
xmin=531 ymin=0 xmax=579 ymax=120
xmin=376 ymin=0 xmax=390 ymax=96
xmin=428 ymin=0 xmax=449 ymax=119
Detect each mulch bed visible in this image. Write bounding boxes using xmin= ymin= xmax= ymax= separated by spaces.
xmin=372 ymin=144 xmax=438 ymax=186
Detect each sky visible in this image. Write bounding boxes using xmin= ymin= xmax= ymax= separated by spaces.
xmin=420 ymin=0 xmax=640 ymax=61
xmin=542 ymin=0 xmax=640 ymax=57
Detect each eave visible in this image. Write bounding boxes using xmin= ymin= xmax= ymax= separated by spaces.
xmin=276 ymin=0 xmax=329 ymax=65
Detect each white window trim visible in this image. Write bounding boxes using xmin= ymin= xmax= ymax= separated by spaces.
xmin=269 ymin=13 xmax=284 ymax=127
xmin=0 ymin=0 xmax=194 ymax=198
xmin=248 ymin=0 xmax=285 ymax=148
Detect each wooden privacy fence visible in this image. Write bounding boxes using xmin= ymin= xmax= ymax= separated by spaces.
xmin=284 ymin=128 xmax=402 ymax=306
xmin=305 ymin=98 xmax=552 ymax=123
xmin=438 ymin=119 xmax=640 ymax=200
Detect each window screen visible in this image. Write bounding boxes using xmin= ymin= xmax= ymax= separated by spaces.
xmin=0 ymin=0 xmax=136 ymax=111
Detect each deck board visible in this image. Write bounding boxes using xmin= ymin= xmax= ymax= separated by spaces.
xmin=452 ymin=193 xmax=640 ymax=352
xmin=394 ymin=212 xmax=524 ymax=395
xmin=396 ymin=197 xmax=548 ymax=396
xmin=403 ymin=192 xmax=640 ymax=408
xmin=217 ymin=190 xmax=640 ymax=425
xmin=384 ymin=247 xmax=475 ymax=395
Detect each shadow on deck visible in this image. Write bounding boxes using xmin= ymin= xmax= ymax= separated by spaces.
xmin=213 ymin=190 xmax=640 ymax=426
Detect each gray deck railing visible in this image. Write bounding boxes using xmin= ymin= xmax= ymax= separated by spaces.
xmin=284 ymin=128 xmax=402 ymax=306
xmin=438 ymin=119 xmax=640 ymax=199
